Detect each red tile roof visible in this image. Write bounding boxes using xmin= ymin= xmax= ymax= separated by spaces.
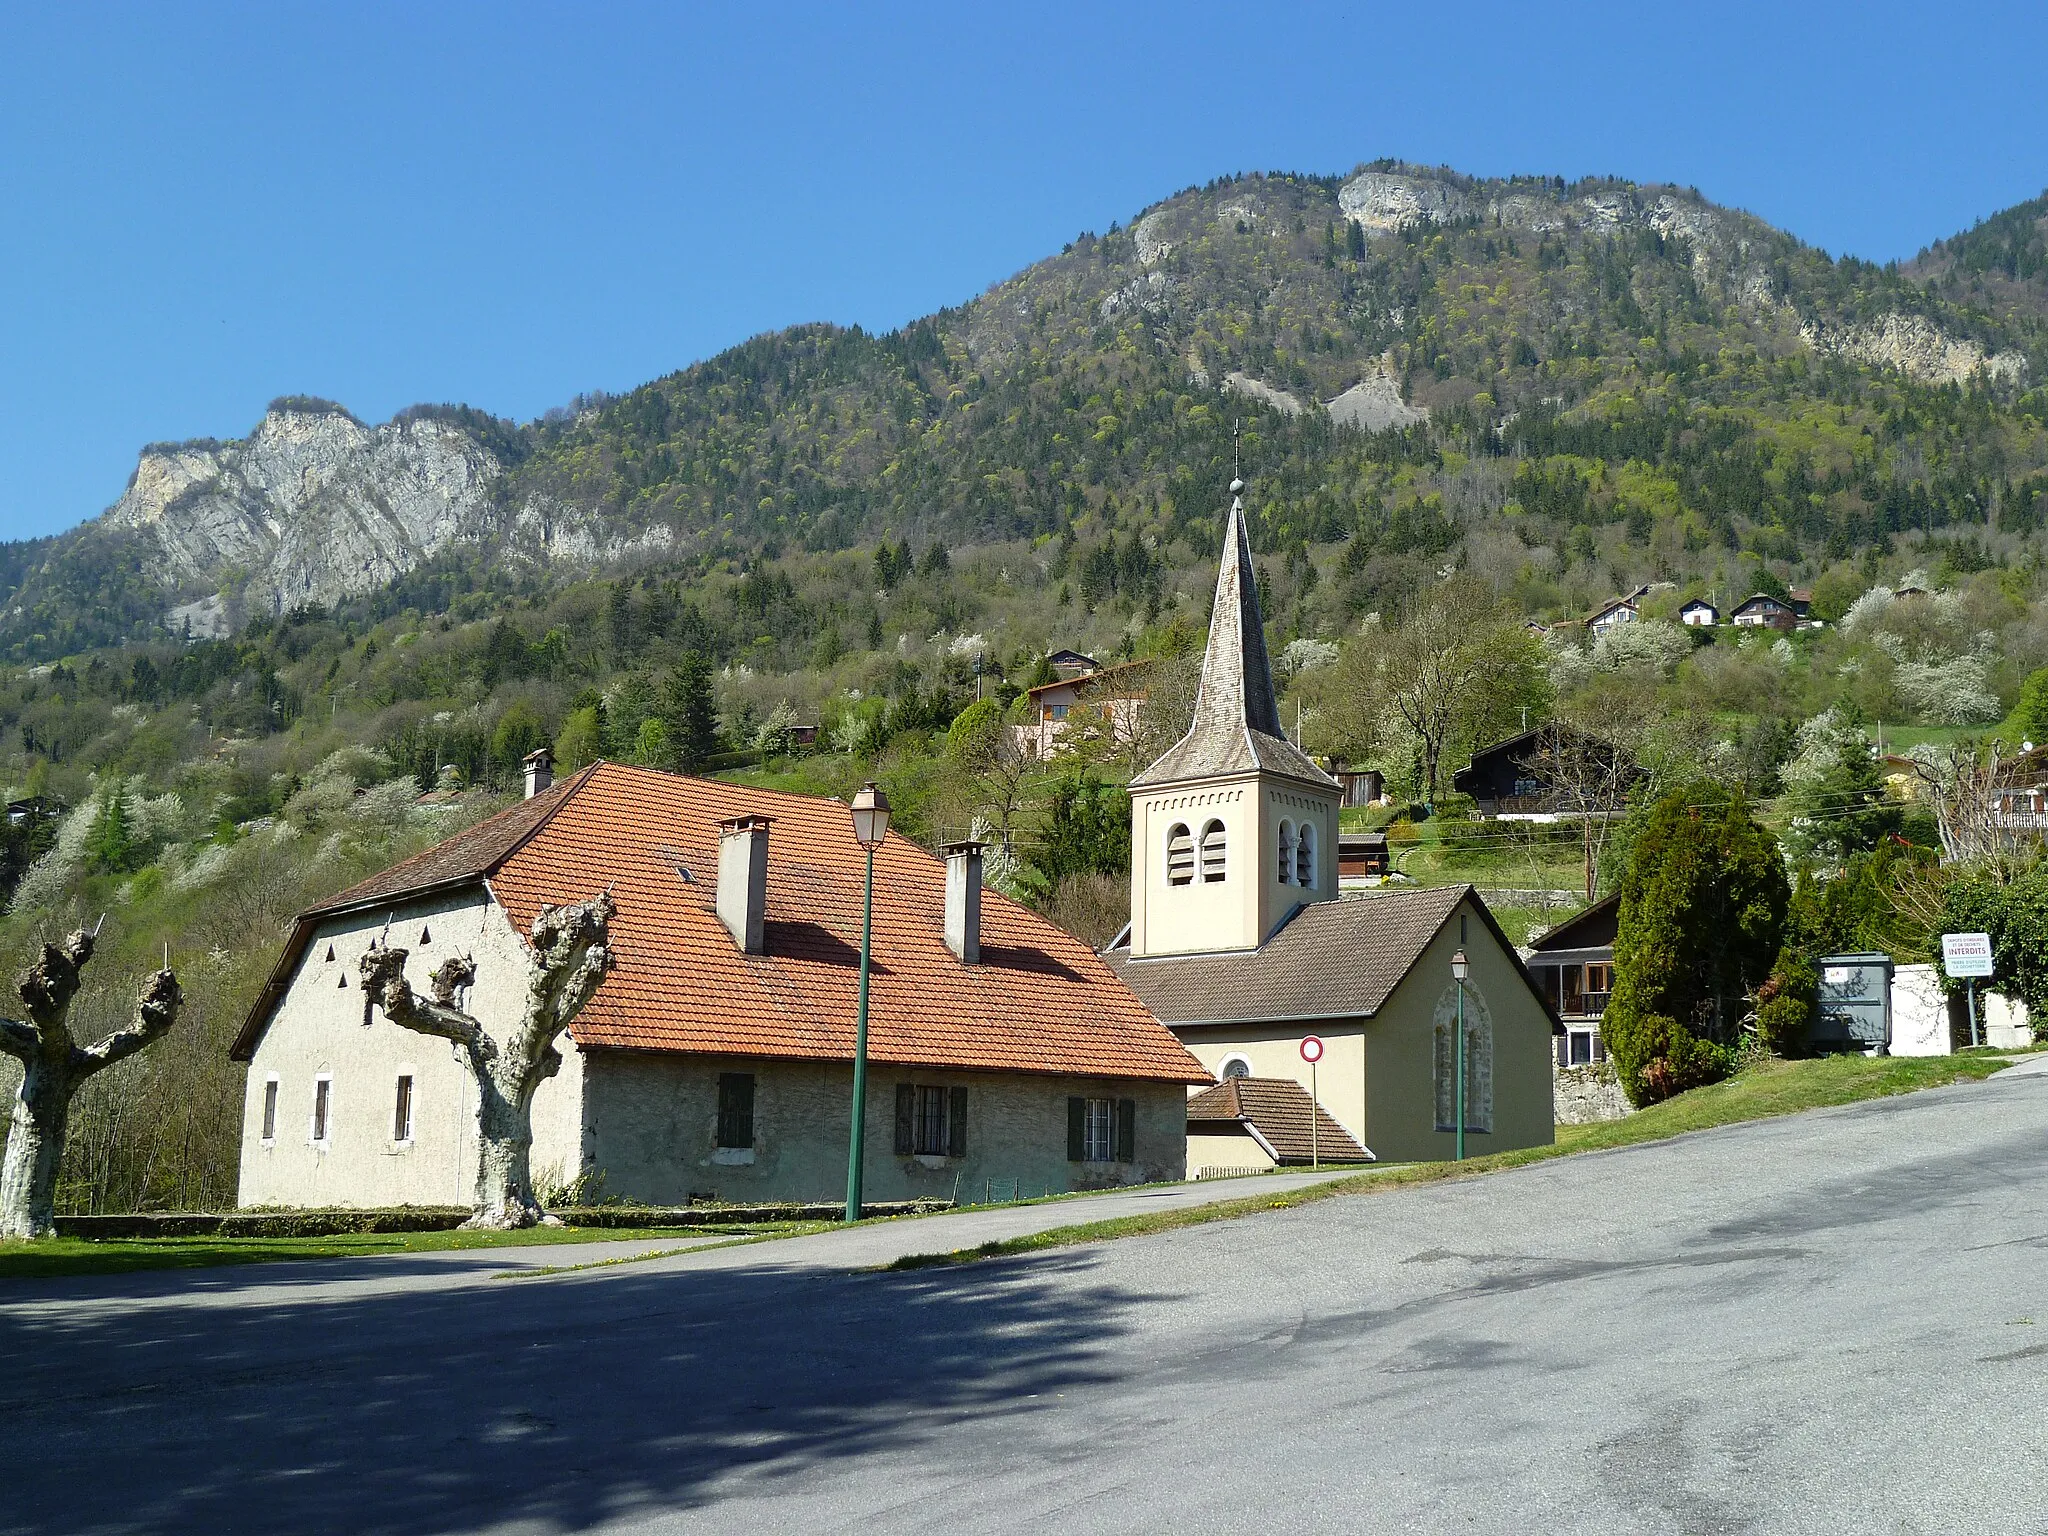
xmin=1186 ymin=1077 xmax=1370 ymax=1163
xmin=237 ymin=763 xmax=1207 ymax=1085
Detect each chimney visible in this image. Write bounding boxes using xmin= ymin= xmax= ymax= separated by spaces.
xmin=522 ymin=747 xmax=555 ymax=799
xmin=716 ymin=815 xmax=773 ymax=954
xmin=943 ymin=841 xmax=983 ymax=964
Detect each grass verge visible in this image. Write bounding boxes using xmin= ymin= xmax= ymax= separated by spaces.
xmin=884 ymin=1052 xmax=2016 ymax=1271
xmin=0 ymin=1222 xmax=808 ymax=1282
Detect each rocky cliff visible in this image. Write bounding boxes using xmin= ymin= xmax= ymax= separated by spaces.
xmin=107 ymin=404 xmax=503 ymax=621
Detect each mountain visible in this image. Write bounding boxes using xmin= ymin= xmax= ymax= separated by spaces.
xmin=5 ymin=162 xmax=2047 ymax=661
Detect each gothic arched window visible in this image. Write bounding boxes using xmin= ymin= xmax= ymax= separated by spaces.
xmin=1166 ymin=822 xmax=1194 ymax=886
xmin=1198 ymin=819 xmax=1227 ymax=882
xmin=1432 ymin=981 xmax=1494 ymax=1135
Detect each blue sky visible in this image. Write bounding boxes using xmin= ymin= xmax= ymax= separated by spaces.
xmin=2 ymin=1 xmax=2044 ymax=540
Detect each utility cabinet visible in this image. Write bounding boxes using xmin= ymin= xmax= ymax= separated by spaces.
xmin=1814 ymin=952 xmax=1894 ymax=1053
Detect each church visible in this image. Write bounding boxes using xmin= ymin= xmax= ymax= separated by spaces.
xmin=1103 ymin=478 xmax=1559 ymax=1164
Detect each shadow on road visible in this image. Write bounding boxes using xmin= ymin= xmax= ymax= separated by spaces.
xmin=0 ymin=1246 xmax=1161 ymax=1535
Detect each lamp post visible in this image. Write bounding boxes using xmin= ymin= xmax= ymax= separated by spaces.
xmin=844 ymin=780 xmax=891 ymax=1222
xmin=1450 ymin=949 xmax=1470 ymax=1162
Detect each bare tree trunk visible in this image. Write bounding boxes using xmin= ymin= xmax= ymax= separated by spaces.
xmin=0 ymin=933 xmax=183 ymax=1240
xmin=361 ymin=893 xmax=613 ymax=1230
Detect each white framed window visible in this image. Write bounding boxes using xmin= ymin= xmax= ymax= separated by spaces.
xmin=261 ymin=1075 xmax=279 ymax=1143
xmin=1166 ymin=822 xmax=1194 ymax=886
xmin=1083 ymin=1098 xmax=1114 ymax=1161
xmin=1295 ymin=821 xmax=1316 ymax=887
xmin=1198 ymin=819 xmax=1227 ymax=882
xmin=1220 ymin=1055 xmax=1252 ymax=1081
xmin=311 ymin=1074 xmax=333 ymax=1146
xmin=1277 ymin=820 xmax=1296 ymax=883
xmin=392 ymin=1073 xmax=415 ymax=1144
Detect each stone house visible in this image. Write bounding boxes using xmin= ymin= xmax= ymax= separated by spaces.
xmin=1101 ymin=476 xmax=1559 ymax=1164
xmin=230 ymin=762 xmax=1209 ymax=1209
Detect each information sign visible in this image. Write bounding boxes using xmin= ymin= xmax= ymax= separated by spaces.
xmin=1941 ymin=932 xmax=1994 ymax=979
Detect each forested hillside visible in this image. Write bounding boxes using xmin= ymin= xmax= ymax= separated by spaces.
xmin=5 ymin=161 xmax=2048 ymax=1215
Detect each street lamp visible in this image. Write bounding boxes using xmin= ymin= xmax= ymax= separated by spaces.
xmin=1450 ymin=949 xmax=1470 ymax=1162
xmin=844 ymin=780 xmax=891 ymax=1222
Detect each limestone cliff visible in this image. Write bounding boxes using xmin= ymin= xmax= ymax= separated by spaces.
xmin=106 ymin=405 xmax=503 ymax=618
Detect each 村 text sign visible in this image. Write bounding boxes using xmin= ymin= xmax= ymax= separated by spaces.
xmin=1941 ymin=932 xmax=1994 ymax=979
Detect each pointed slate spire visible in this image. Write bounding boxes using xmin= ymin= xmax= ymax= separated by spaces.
xmin=1132 ymin=477 xmax=1337 ymax=789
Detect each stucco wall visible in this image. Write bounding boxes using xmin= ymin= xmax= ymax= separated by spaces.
xmin=581 ymin=1053 xmax=1187 ymax=1205
xmin=1174 ymin=1027 xmax=1367 ymax=1148
xmin=1187 ymin=1128 xmax=1276 ymax=1178
xmin=1362 ymin=897 xmax=1555 ymax=1163
xmin=237 ymin=889 xmax=587 ymax=1209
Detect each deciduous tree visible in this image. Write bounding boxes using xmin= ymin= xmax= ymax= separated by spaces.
xmin=360 ymin=892 xmax=614 ymax=1229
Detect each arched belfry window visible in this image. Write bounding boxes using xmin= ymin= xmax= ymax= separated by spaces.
xmin=1166 ymin=822 xmax=1195 ymax=886
xmin=1276 ymin=820 xmax=1296 ymax=884
xmin=1295 ymin=821 xmax=1316 ymax=888
xmin=1220 ymin=1055 xmax=1252 ymax=1080
xmin=1198 ymin=819 xmax=1227 ymax=882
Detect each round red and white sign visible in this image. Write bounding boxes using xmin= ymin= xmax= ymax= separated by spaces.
xmin=1300 ymin=1035 xmax=1324 ymax=1064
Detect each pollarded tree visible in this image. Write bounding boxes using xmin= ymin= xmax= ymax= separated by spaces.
xmin=1 ymin=931 xmax=183 ymax=1239
xmin=359 ymin=892 xmax=614 ymax=1229
xmin=1603 ymin=783 xmax=1789 ymax=1106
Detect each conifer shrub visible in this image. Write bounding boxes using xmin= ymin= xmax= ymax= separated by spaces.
xmin=1603 ymin=782 xmax=1790 ymax=1105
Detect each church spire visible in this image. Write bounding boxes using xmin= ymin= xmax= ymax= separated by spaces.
xmin=1131 ymin=471 xmax=1336 ymax=790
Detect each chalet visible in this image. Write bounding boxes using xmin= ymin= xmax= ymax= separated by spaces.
xmin=1523 ymin=894 xmax=1618 ymax=1069
xmin=1017 ymin=658 xmax=1151 ymax=759
xmin=1185 ymin=1076 xmax=1372 ymax=1177
xmin=1101 ymin=476 xmax=1559 ymax=1164
xmin=1679 ymin=598 xmax=1719 ymax=627
xmin=1586 ymin=596 xmax=1639 ymax=632
xmin=1452 ymin=725 xmax=1637 ymax=820
xmin=1787 ymin=588 xmax=1813 ymax=618
xmin=1730 ymin=593 xmax=1799 ymax=630
xmin=231 ymin=759 xmax=1209 ymax=1210
xmin=1338 ymin=831 xmax=1391 ymax=884
xmin=1047 ymin=649 xmax=1099 ymax=678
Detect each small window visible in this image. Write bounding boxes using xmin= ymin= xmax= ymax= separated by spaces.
xmin=1569 ymin=1032 xmax=1593 ymax=1067
xmin=1068 ymin=1096 xmax=1137 ymax=1162
xmin=312 ymin=1077 xmax=332 ymax=1145
xmin=1050 ymin=704 xmax=1069 ymax=720
xmin=716 ymin=1072 xmax=756 ymax=1149
xmin=1220 ymin=1055 xmax=1252 ymax=1081
xmin=1199 ymin=819 xmax=1227 ymax=882
xmin=393 ymin=1074 xmax=414 ymax=1142
xmin=1277 ymin=820 xmax=1296 ymax=884
xmin=1166 ymin=823 xmax=1194 ymax=886
xmin=1295 ymin=821 xmax=1316 ymax=888
xmin=261 ymin=1077 xmax=279 ymax=1142
xmin=893 ymin=1083 xmax=968 ymax=1156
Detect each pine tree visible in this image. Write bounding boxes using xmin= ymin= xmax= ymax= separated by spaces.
xmin=664 ymin=653 xmax=720 ymax=772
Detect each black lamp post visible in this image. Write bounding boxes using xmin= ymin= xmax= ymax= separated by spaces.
xmin=844 ymin=780 xmax=891 ymax=1222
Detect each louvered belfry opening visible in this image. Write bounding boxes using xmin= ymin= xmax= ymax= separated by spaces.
xmin=1166 ymin=822 xmax=1195 ymax=885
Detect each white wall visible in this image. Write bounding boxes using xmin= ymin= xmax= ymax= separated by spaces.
xmin=1890 ymin=964 xmax=1950 ymax=1056
xmin=237 ymin=888 xmax=587 ymax=1209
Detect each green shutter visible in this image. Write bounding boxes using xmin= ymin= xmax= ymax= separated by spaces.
xmin=948 ymin=1086 xmax=968 ymax=1157
xmin=1554 ymin=1033 xmax=1568 ymax=1070
xmin=1116 ymin=1098 xmax=1136 ymax=1162
xmin=1067 ymin=1096 xmax=1086 ymax=1161
xmin=894 ymin=1084 xmax=915 ymax=1155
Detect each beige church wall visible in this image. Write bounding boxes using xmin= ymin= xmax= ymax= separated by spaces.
xmin=1361 ymin=896 xmax=1556 ymax=1164
xmin=1186 ymin=1128 xmax=1276 ymax=1179
xmin=581 ymin=1053 xmax=1188 ymax=1205
xmin=1131 ymin=780 xmax=1257 ymax=956
xmin=1259 ymin=784 xmax=1340 ymax=942
xmin=1173 ymin=1027 xmax=1367 ymax=1148
xmin=237 ymin=888 xmax=587 ymax=1210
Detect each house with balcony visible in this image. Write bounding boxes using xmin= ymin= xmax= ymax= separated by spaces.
xmin=1524 ymin=894 xmax=1617 ymax=1067
xmin=1451 ymin=725 xmax=1638 ymax=820
xmin=1016 ymin=659 xmax=1152 ymax=760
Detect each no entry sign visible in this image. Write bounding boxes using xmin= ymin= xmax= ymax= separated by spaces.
xmin=1300 ymin=1035 xmax=1324 ymax=1064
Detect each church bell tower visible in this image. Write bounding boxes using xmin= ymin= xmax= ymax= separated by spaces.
xmin=1127 ymin=475 xmax=1342 ymax=958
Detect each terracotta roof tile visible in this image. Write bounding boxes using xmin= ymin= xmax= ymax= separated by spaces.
xmin=245 ymin=762 xmax=1208 ymax=1084
xmin=1187 ymin=1077 xmax=1370 ymax=1162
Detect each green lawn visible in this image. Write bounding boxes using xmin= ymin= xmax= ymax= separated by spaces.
xmin=887 ymin=1052 xmax=2016 ymax=1269
xmin=0 ymin=1222 xmax=805 ymax=1282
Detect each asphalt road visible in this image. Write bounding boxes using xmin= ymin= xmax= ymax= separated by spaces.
xmin=5 ymin=1068 xmax=2046 ymax=1535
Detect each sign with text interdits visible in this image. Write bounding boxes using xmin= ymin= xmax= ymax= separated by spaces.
xmin=1941 ymin=932 xmax=1995 ymax=979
